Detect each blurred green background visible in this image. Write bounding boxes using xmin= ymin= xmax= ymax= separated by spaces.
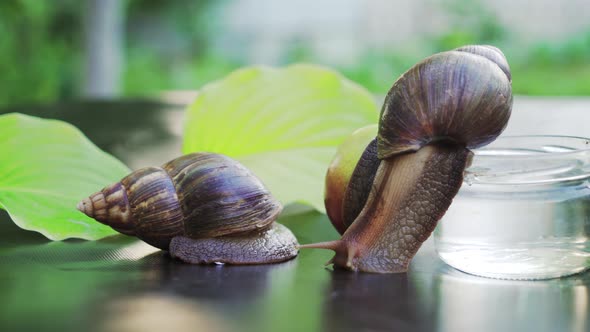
xmin=1 ymin=0 xmax=590 ymax=108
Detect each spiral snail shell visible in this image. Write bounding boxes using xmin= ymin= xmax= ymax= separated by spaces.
xmin=77 ymin=152 xmax=298 ymax=265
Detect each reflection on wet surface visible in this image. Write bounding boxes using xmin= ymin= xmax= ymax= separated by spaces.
xmin=3 ymin=219 xmax=587 ymax=332
xmin=139 ymin=252 xmax=296 ymax=305
xmin=429 ymin=268 xmax=590 ymax=332
xmin=99 ymin=294 xmax=232 ymax=332
xmin=323 ymin=270 xmax=433 ymax=332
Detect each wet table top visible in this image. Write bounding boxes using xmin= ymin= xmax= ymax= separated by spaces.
xmin=1 ymin=97 xmax=589 ymax=332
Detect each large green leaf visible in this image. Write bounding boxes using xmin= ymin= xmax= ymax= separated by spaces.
xmin=183 ymin=64 xmax=379 ymax=212
xmin=0 ymin=113 xmax=131 ymax=240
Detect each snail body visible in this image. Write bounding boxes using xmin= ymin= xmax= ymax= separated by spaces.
xmin=303 ymin=45 xmax=513 ymax=273
xmin=77 ymin=153 xmax=298 ymax=265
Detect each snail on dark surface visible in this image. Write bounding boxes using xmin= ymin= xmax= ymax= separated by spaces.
xmin=302 ymin=45 xmax=513 ymax=273
xmin=77 ymin=152 xmax=298 ymax=265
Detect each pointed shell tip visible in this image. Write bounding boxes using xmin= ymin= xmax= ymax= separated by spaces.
xmin=77 ymin=197 xmax=91 ymax=216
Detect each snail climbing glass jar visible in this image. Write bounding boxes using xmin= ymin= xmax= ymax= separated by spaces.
xmin=434 ymin=135 xmax=590 ymax=280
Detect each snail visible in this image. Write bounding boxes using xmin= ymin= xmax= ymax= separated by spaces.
xmin=301 ymin=45 xmax=513 ymax=273
xmin=77 ymin=152 xmax=299 ymax=265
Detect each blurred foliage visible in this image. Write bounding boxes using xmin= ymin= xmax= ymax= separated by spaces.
xmin=336 ymin=0 xmax=590 ymax=96
xmin=511 ymin=33 xmax=590 ymax=95
xmin=123 ymin=51 xmax=239 ymax=95
xmin=430 ymin=0 xmax=590 ymax=96
xmin=0 ymin=0 xmax=82 ymax=106
xmin=123 ymin=0 xmax=240 ymax=94
xmin=0 ymin=0 xmax=589 ymax=109
xmin=0 ymin=0 xmax=234 ymax=107
xmin=336 ymin=0 xmax=509 ymax=95
xmin=433 ymin=0 xmax=506 ymax=51
xmin=337 ymin=51 xmax=417 ymax=94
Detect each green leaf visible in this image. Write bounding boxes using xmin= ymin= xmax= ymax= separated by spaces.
xmin=183 ymin=64 xmax=379 ymax=212
xmin=0 ymin=113 xmax=131 ymax=240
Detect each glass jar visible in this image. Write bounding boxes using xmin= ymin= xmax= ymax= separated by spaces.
xmin=434 ymin=135 xmax=590 ymax=280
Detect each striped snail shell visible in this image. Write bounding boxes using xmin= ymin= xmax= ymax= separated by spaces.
xmin=77 ymin=153 xmax=298 ymax=265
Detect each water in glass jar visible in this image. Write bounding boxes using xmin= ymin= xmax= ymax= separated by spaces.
xmin=435 ymin=183 xmax=590 ymax=280
xmin=434 ymin=136 xmax=590 ymax=279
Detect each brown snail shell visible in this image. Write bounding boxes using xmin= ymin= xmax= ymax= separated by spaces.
xmin=378 ymin=45 xmax=513 ymax=159
xmin=78 ymin=153 xmax=298 ymax=264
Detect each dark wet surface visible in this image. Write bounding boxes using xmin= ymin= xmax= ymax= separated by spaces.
xmin=1 ymin=100 xmax=589 ymax=332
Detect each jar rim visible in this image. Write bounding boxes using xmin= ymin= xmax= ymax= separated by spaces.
xmin=475 ymin=135 xmax=590 ymax=158
xmin=465 ymin=135 xmax=590 ymax=186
